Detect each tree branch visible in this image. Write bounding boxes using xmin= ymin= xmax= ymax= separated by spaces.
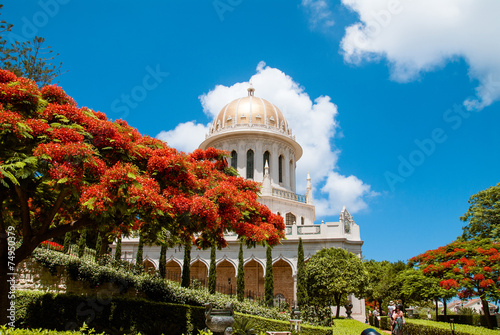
xmin=14 ymin=215 xmax=93 ymax=264
xmin=39 ymin=188 xmax=69 ymax=235
xmin=14 ymin=184 xmax=32 ymax=241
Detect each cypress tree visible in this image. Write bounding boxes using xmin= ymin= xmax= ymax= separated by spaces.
xmin=77 ymin=229 xmax=87 ymax=258
xmin=265 ymin=245 xmax=274 ymax=307
xmin=296 ymin=237 xmax=308 ymax=307
xmin=208 ymin=244 xmax=217 ymax=294
xmin=159 ymin=244 xmax=167 ymax=278
xmin=95 ymin=232 xmax=102 ymax=261
xmin=63 ymin=231 xmax=71 ymax=253
xmin=181 ymin=242 xmax=191 ymax=288
xmin=114 ymin=237 xmax=122 ymax=261
xmin=136 ymin=235 xmax=144 ymax=270
xmin=237 ymin=242 xmax=245 ymax=302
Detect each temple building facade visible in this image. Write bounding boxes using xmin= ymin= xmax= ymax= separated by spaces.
xmin=117 ymin=85 xmax=366 ymax=321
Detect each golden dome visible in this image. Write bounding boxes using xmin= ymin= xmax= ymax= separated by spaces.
xmin=210 ymin=86 xmax=290 ymax=134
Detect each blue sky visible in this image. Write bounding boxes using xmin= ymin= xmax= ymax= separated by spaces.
xmin=4 ymin=0 xmax=500 ymax=262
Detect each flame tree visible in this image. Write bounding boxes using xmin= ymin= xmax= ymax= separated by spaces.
xmin=0 ymin=70 xmax=284 ymax=324
xmin=409 ymin=239 xmax=500 ymax=328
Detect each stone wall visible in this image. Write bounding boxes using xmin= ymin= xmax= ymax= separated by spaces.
xmin=15 ymin=258 xmax=138 ymax=298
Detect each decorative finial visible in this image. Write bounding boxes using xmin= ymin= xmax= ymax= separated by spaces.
xmin=247 ymin=80 xmax=255 ymax=96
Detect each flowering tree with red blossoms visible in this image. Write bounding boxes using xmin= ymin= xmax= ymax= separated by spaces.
xmin=0 ymin=69 xmax=284 ymax=323
xmin=409 ymin=239 xmax=500 ymax=327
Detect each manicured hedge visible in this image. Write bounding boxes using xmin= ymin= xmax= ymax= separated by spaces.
xmin=0 ymin=325 xmax=96 ymax=334
xmin=14 ymin=291 xmax=377 ymax=335
xmin=29 ymin=249 xmax=289 ymax=321
xmin=15 ymin=290 xmax=205 ymax=334
xmin=437 ymin=314 xmax=497 ymax=328
xmin=404 ymin=319 xmax=499 ymax=335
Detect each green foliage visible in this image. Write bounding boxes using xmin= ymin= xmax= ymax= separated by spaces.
xmin=233 ymin=316 xmax=258 ymax=335
xmin=159 ymin=243 xmax=167 ymax=278
xmin=297 ymin=237 xmax=308 ymax=307
xmin=265 ymin=245 xmax=274 ymax=307
xmin=114 ymin=237 xmax=121 ymax=261
xmin=31 ymin=248 xmax=289 ymax=321
xmin=15 ymin=290 xmax=205 ymax=334
xmin=1 ymin=36 xmax=64 ymax=86
xmin=460 ymin=182 xmax=500 ymax=241
xmin=182 ymin=242 xmax=192 ymax=288
xmin=62 ymin=232 xmax=71 ymax=254
xmin=209 ymin=244 xmax=217 ymax=294
xmin=0 ymin=7 xmax=64 ymax=87
xmin=237 ymin=242 xmax=245 ymax=302
xmin=135 ymin=234 xmax=144 ymax=270
xmin=77 ymin=229 xmax=87 ymax=258
xmin=404 ymin=318 xmax=500 ymax=335
xmin=307 ymin=247 xmax=368 ymax=317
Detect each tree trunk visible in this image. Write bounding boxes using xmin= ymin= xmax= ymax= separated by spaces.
xmin=334 ymin=293 xmax=342 ymax=318
xmin=0 ymin=234 xmax=11 ymax=325
xmin=435 ymin=298 xmax=439 ymax=319
xmin=480 ymin=297 xmax=493 ymax=328
xmin=443 ymin=298 xmax=447 ymax=317
xmin=378 ymin=299 xmax=383 ymax=318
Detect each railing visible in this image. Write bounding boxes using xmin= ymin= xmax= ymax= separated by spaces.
xmin=272 ymin=188 xmax=306 ymax=203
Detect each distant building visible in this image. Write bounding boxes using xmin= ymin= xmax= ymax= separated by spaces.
xmin=117 ymin=85 xmax=365 ymax=321
xmin=446 ymin=299 xmax=498 ymax=315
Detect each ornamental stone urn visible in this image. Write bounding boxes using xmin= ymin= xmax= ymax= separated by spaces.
xmin=205 ymin=303 xmax=234 ymax=335
xmin=345 ymin=302 xmax=353 ymax=319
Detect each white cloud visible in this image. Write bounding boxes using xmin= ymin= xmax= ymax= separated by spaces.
xmin=156 ymin=121 xmax=209 ymax=153
xmin=337 ymin=0 xmax=500 ymax=110
xmin=195 ymin=61 xmax=377 ymax=215
xmin=301 ymin=0 xmax=335 ymax=30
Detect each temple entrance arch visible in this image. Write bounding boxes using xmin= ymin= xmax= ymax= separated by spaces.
xmin=165 ymin=259 xmax=181 ymax=282
xmin=273 ymin=259 xmax=293 ymax=303
xmin=143 ymin=259 xmax=156 ymax=274
xmin=243 ymin=259 xmax=264 ymax=300
xmin=216 ymin=259 xmax=236 ymax=295
xmin=190 ymin=259 xmax=209 ymax=287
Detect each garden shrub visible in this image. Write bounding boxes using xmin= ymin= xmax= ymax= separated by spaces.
xmin=15 ymin=290 xmax=206 ymax=334
xmin=28 ymin=248 xmax=289 ymax=321
xmin=405 ymin=319 xmax=500 ymax=335
xmin=437 ymin=314 xmax=497 ymax=328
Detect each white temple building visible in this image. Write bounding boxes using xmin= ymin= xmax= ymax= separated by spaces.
xmin=117 ymin=85 xmax=365 ymax=321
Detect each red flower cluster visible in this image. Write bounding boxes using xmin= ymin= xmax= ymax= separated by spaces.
xmin=40 ymin=240 xmax=64 ymax=252
xmin=41 ymin=85 xmax=76 ymax=106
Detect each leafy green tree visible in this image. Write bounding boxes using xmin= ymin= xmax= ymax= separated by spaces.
xmin=182 ymin=242 xmax=191 ymax=288
xmin=396 ymin=268 xmax=448 ymax=318
xmin=363 ymin=260 xmax=391 ymax=315
xmin=114 ymin=237 xmax=122 ymax=261
xmin=159 ymin=244 xmax=167 ymax=278
xmin=0 ymin=69 xmax=285 ymax=323
xmin=0 ymin=6 xmax=63 ymax=86
xmin=63 ymin=231 xmax=71 ymax=253
xmin=410 ymin=239 xmax=500 ymax=327
xmin=209 ymin=244 xmax=217 ymax=294
xmin=297 ymin=237 xmax=308 ymax=307
xmin=136 ymin=235 xmax=144 ymax=269
xmin=237 ymin=242 xmax=245 ymax=302
xmin=78 ymin=229 xmax=87 ymax=258
xmin=265 ymin=245 xmax=274 ymax=307
xmin=307 ymin=247 xmax=368 ymax=318
xmin=460 ymin=183 xmax=500 ymax=241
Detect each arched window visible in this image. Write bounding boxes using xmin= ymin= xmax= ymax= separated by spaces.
xmin=285 ymin=212 xmax=296 ymax=225
xmin=301 ymin=217 xmax=305 ymax=225
xmin=231 ymin=150 xmax=237 ymax=169
xmin=246 ymin=149 xmax=254 ymax=179
xmin=263 ymin=151 xmax=270 ymax=173
xmin=279 ymin=155 xmax=284 ymax=183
